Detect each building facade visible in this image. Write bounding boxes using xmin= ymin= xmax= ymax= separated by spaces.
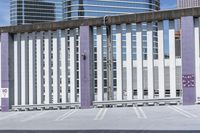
xmin=177 ymin=0 xmax=200 ymax=8
xmin=1 ymin=7 xmax=200 ymax=112
xmin=10 ymin=0 xmax=62 ymax=25
xmin=63 ymin=0 xmax=160 ymax=20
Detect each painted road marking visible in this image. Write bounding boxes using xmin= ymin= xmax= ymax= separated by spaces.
xmin=21 ymin=111 xmax=49 ymax=122
xmin=99 ymin=108 xmax=107 ymax=120
xmin=94 ymin=108 xmax=107 ymax=120
xmin=134 ymin=107 xmax=141 ymax=119
xmin=138 ymin=107 xmax=147 ymax=119
xmin=94 ymin=108 xmax=103 ymax=120
xmin=58 ymin=110 xmax=78 ymax=121
xmin=168 ymin=106 xmax=198 ymax=118
xmin=134 ymin=107 xmax=147 ymax=119
xmin=173 ymin=106 xmax=198 ymax=118
xmin=55 ymin=110 xmax=73 ymax=121
xmin=55 ymin=110 xmax=78 ymax=121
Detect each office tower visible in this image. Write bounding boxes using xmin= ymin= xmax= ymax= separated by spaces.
xmin=63 ymin=0 xmax=160 ymax=20
xmin=10 ymin=0 xmax=62 ymax=25
xmin=177 ymin=0 xmax=200 ymax=8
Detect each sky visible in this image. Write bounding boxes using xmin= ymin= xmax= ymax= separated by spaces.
xmin=0 ymin=0 xmax=10 ymax=26
xmin=0 ymin=0 xmax=176 ymax=26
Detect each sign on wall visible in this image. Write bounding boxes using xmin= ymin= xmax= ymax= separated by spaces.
xmin=182 ymin=74 xmax=195 ymax=88
xmin=1 ymin=88 xmax=9 ymax=98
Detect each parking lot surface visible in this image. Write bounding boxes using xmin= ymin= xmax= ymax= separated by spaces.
xmin=0 ymin=105 xmax=200 ymax=130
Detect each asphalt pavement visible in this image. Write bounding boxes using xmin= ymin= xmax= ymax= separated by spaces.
xmin=0 ymin=105 xmax=200 ymax=132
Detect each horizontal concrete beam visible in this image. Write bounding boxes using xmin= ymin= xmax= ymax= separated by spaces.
xmin=93 ymin=98 xmax=181 ymax=105
xmin=1 ymin=7 xmax=200 ymax=33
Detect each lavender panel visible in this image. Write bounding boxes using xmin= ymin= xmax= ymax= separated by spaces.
xmin=1 ymin=33 xmax=9 ymax=112
xmin=1 ymin=98 xmax=9 ymax=112
xmin=181 ymin=16 xmax=196 ymax=105
xmin=80 ymin=26 xmax=93 ymax=109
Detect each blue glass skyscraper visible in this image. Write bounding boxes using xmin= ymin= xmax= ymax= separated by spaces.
xmin=10 ymin=0 xmax=62 ymax=25
xmin=63 ymin=0 xmax=160 ymax=20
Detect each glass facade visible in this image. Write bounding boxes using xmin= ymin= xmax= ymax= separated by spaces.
xmin=92 ymin=23 xmax=159 ymax=100
xmin=87 ymin=0 xmax=160 ymax=100
xmin=63 ymin=0 xmax=160 ymax=20
xmin=10 ymin=0 xmax=62 ymax=25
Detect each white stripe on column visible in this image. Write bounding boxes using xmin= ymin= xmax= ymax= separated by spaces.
xmin=28 ymin=32 xmax=36 ymax=105
xmin=61 ymin=30 xmax=68 ymax=103
xmin=21 ymin=33 xmax=28 ymax=105
xmin=147 ymin=23 xmax=154 ymax=99
xmin=169 ymin=21 xmax=176 ymax=98
xmin=78 ymin=29 xmax=81 ymax=103
xmin=126 ymin=24 xmax=133 ymax=100
xmin=0 ymin=34 xmax=1 ymax=107
xmin=116 ymin=25 xmax=123 ymax=101
xmin=97 ymin=27 xmax=104 ymax=101
xmin=14 ymin=34 xmax=18 ymax=105
xmin=136 ymin=24 xmax=143 ymax=100
xmin=158 ymin=21 xmax=165 ymax=98
xmin=44 ymin=31 xmax=51 ymax=104
xmin=36 ymin=32 xmax=43 ymax=104
xmin=14 ymin=34 xmax=21 ymax=105
xmin=195 ymin=18 xmax=200 ymax=101
xmin=70 ymin=29 xmax=76 ymax=103
xmin=52 ymin=31 xmax=60 ymax=104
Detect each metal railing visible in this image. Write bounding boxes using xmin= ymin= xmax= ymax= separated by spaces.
xmin=12 ymin=102 xmax=80 ymax=111
xmin=93 ymin=98 xmax=182 ymax=107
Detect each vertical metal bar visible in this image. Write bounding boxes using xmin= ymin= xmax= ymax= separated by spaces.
xmin=106 ymin=26 xmax=113 ymax=101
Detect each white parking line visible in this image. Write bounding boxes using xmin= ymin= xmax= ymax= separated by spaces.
xmin=134 ymin=107 xmax=141 ymax=119
xmin=94 ymin=108 xmax=107 ymax=120
xmin=133 ymin=107 xmax=147 ymax=119
xmin=138 ymin=107 xmax=147 ymax=119
xmin=55 ymin=110 xmax=73 ymax=121
xmin=58 ymin=110 xmax=78 ymax=121
xmin=94 ymin=108 xmax=103 ymax=120
xmin=21 ymin=111 xmax=49 ymax=122
xmin=173 ymin=106 xmax=198 ymax=118
xmin=168 ymin=106 xmax=197 ymax=118
xmin=99 ymin=108 xmax=107 ymax=120
xmin=0 ymin=112 xmax=22 ymax=121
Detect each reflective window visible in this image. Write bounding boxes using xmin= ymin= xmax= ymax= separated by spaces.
xmin=63 ymin=0 xmax=160 ymax=20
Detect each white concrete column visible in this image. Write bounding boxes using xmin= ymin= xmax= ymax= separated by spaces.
xmin=126 ymin=24 xmax=133 ymax=100
xmin=21 ymin=33 xmax=29 ymax=105
xmin=61 ymin=30 xmax=68 ymax=103
xmin=147 ymin=23 xmax=154 ymax=99
xmin=52 ymin=31 xmax=60 ymax=104
xmin=116 ymin=25 xmax=123 ymax=101
xmin=28 ymin=32 xmax=36 ymax=105
xmin=195 ymin=18 xmax=200 ymax=101
xmin=36 ymin=32 xmax=43 ymax=104
xmin=97 ymin=27 xmax=104 ymax=101
xmin=169 ymin=21 xmax=176 ymax=98
xmin=136 ymin=24 xmax=143 ymax=100
xmin=158 ymin=21 xmax=165 ymax=98
xmin=78 ymin=30 xmax=81 ymax=103
xmin=70 ymin=29 xmax=77 ymax=103
xmin=0 ymin=35 xmax=1 ymax=107
xmin=14 ymin=34 xmax=21 ymax=105
xmin=14 ymin=34 xmax=18 ymax=105
xmin=44 ymin=31 xmax=51 ymax=104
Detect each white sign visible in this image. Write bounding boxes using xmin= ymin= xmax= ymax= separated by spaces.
xmin=1 ymin=88 xmax=9 ymax=98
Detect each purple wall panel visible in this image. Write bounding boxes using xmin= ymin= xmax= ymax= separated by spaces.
xmin=181 ymin=16 xmax=196 ymax=105
xmin=80 ymin=26 xmax=93 ymax=109
xmin=1 ymin=98 xmax=9 ymax=112
xmin=1 ymin=33 xmax=9 ymax=112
